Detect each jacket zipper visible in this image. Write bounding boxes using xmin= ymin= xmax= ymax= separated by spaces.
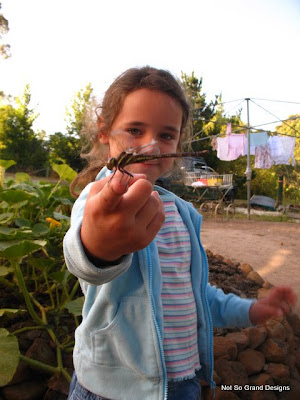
xmin=146 ymin=246 xmax=168 ymax=400
xmin=197 ymin=218 xmax=216 ymax=395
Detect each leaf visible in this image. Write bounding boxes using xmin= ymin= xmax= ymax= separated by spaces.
xmin=27 ymin=256 xmax=55 ymax=271
xmin=0 ymin=213 xmax=14 ymax=224
xmin=0 ymin=309 xmax=27 ymax=318
xmin=49 ymin=270 xmax=71 ymax=284
xmin=0 ymin=160 xmax=16 ymax=171
xmin=52 ymin=211 xmax=70 ymax=221
xmin=15 ymin=172 xmax=32 ymax=183
xmin=53 ymin=197 xmax=73 ymax=206
xmin=0 ymin=227 xmax=32 ymax=241
xmin=0 ymin=266 xmax=14 ymax=277
xmin=0 ymin=189 xmax=37 ymax=204
xmin=0 ymin=239 xmax=47 ymax=259
xmin=10 ymin=200 xmax=28 ymax=209
xmin=0 ymin=329 xmax=20 ymax=387
xmin=51 ymin=164 xmax=77 ymax=182
xmin=65 ymin=296 xmax=84 ymax=317
xmin=14 ymin=218 xmax=31 ymax=228
xmin=32 ymin=223 xmax=50 ymax=236
xmin=0 ymin=227 xmax=18 ymax=240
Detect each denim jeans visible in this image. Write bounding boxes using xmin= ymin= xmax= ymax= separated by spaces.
xmin=68 ymin=372 xmax=111 ymax=400
xmin=168 ymin=377 xmax=201 ymax=400
xmin=68 ymin=372 xmax=201 ymax=400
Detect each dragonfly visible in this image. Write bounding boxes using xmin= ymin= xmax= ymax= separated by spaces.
xmin=106 ymin=130 xmax=208 ymax=178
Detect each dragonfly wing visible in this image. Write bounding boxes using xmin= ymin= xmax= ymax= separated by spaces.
xmin=110 ymin=130 xmax=135 ymax=153
xmin=110 ymin=130 xmax=160 ymax=156
xmin=133 ymin=140 xmax=160 ymax=156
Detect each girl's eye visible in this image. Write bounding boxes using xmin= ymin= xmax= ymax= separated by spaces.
xmin=127 ymin=128 xmax=142 ymax=136
xmin=160 ymin=133 xmax=175 ymax=141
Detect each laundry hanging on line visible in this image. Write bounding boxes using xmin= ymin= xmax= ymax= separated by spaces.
xmin=212 ymin=131 xmax=296 ymax=168
xmin=216 ymin=123 xmax=246 ymax=161
xmin=244 ymin=132 xmax=269 ymax=155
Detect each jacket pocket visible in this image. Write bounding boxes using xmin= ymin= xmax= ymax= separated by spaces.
xmin=91 ymin=297 xmax=161 ymax=379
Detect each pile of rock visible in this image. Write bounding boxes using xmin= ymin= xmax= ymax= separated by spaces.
xmin=203 ymin=251 xmax=300 ymax=400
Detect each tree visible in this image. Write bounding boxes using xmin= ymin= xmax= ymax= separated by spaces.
xmin=65 ymin=83 xmax=93 ymax=136
xmin=180 ymin=72 xmax=250 ymax=198
xmin=0 ymin=86 xmax=48 ymax=172
xmin=274 ymin=115 xmax=300 ymax=202
xmin=0 ymin=2 xmax=10 ymax=58
xmin=48 ymin=83 xmax=94 ymax=171
xmin=181 ymin=72 xmax=246 ymax=169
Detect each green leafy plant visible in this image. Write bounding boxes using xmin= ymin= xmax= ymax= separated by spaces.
xmin=0 ymin=162 xmax=82 ymax=387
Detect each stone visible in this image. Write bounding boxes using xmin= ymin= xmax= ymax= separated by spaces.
xmin=214 ymin=359 xmax=248 ymax=386
xmin=247 ymin=391 xmax=277 ymax=400
xmin=213 ymin=370 xmax=222 ymax=385
xmin=265 ymin=319 xmax=286 ymax=341
xmin=258 ymin=338 xmax=288 ymax=363
xmin=290 ymin=365 xmax=300 ymax=381
xmin=8 ymin=361 xmax=32 ymax=385
xmin=247 ymin=271 xmax=264 ymax=285
xmin=295 ymin=347 xmax=300 ymax=371
xmin=226 ymin=332 xmax=250 ymax=352
xmin=282 ymin=319 xmax=295 ymax=350
xmin=243 ymin=326 xmax=268 ymax=349
xmin=1 ymin=380 xmax=47 ymax=400
xmin=248 ymin=372 xmax=274 ymax=386
xmin=287 ymin=314 xmax=300 ymax=336
xmin=25 ymin=337 xmax=56 ymax=368
xmin=238 ymin=263 xmax=253 ymax=276
xmin=215 ymin=386 xmax=240 ymax=399
xmin=265 ymin=363 xmax=290 ymax=384
xmin=288 ymin=378 xmax=300 ymax=400
xmin=286 ymin=354 xmax=296 ymax=370
xmin=262 ymin=281 xmax=273 ymax=290
xmin=238 ymin=349 xmax=266 ymax=376
xmin=257 ymin=288 xmax=270 ymax=299
xmin=47 ymin=373 xmax=70 ymax=395
xmin=214 ymin=337 xmax=238 ymax=361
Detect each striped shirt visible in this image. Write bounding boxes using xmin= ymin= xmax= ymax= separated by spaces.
xmin=156 ymin=195 xmax=200 ymax=381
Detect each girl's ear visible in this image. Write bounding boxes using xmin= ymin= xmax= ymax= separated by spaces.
xmin=98 ymin=131 xmax=109 ymax=145
xmin=97 ymin=116 xmax=110 ymax=144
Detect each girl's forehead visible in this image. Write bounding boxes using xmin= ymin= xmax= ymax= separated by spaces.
xmin=117 ymin=89 xmax=183 ymax=123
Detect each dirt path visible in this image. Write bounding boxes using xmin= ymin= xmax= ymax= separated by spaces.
xmin=200 ymin=219 xmax=300 ymax=311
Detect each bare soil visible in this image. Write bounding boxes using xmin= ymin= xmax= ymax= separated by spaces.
xmin=201 ymin=218 xmax=300 ymax=312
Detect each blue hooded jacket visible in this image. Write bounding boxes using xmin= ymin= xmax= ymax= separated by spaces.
xmin=63 ymin=167 xmax=254 ymax=400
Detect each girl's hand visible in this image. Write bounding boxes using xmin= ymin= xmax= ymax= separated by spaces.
xmin=80 ymin=171 xmax=165 ymax=262
xmin=249 ymin=286 xmax=297 ymax=325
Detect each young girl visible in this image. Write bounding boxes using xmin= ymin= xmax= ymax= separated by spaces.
xmin=63 ymin=66 xmax=296 ymax=400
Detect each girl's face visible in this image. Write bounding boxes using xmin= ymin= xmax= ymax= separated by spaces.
xmin=99 ymin=88 xmax=183 ymax=184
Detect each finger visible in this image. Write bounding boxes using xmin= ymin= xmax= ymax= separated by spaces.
xmin=145 ymin=193 xmax=166 ymax=238
xmin=269 ymin=286 xmax=297 ymax=307
xmin=98 ymin=171 xmax=147 ymax=213
xmin=121 ymin=178 xmax=155 ymax=214
xmin=279 ymin=301 xmax=292 ymax=315
xmin=135 ymin=191 xmax=164 ymax=227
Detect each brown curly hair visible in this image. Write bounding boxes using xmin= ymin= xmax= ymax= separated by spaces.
xmin=70 ymin=66 xmax=191 ymax=197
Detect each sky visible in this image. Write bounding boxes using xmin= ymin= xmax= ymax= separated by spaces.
xmin=0 ymin=0 xmax=300 ymax=136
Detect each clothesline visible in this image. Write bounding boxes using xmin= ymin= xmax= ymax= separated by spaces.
xmin=191 ymin=96 xmax=300 ymax=136
xmin=193 ymin=96 xmax=300 ymax=111
xmin=249 ymin=99 xmax=300 ymax=137
xmin=186 ymin=128 xmax=299 ymax=146
xmin=191 ymin=115 xmax=300 ymax=133
xmin=212 ymin=124 xmax=297 ymax=169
